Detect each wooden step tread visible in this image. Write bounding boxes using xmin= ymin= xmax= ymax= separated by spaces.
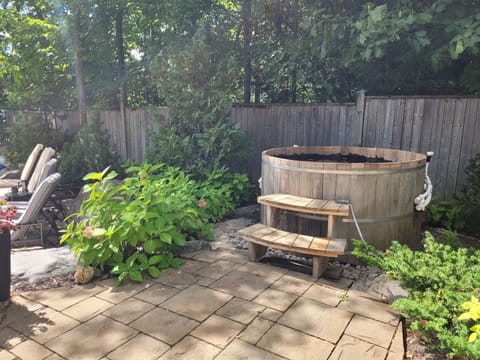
xmin=258 ymin=194 xmax=349 ymax=217
xmin=239 ymin=223 xmax=346 ymax=257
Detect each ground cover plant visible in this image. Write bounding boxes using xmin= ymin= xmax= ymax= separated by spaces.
xmin=354 ymin=233 xmax=480 ymax=358
xmin=61 ymin=164 xmax=250 ymax=284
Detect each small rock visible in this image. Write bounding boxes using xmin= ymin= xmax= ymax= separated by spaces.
xmin=368 ymin=274 xmax=409 ymax=303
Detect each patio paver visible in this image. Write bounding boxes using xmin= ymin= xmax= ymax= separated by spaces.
xmin=161 ymin=284 xmax=232 ymax=321
xmin=45 ymin=315 xmax=137 ymax=360
xmin=1 ymin=246 xmax=405 ymax=360
xmin=159 ymin=336 xmax=220 ymax=360
xmin=190 ymin=314 xmax=244 ymax=348
xmin=130 ymin=307 xmax=198 ymax=345
xmin=107 ymin=333 xmax=169 ymax=360
xmin=258 ymin=323 xmax=335 ymax=360
xmin=278 ymin=297 xmax=353 ymax=343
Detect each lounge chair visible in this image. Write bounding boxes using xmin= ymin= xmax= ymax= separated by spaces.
xmin=9 ymin=173 xmax=62 ymax=246
xmin=0 ymin=144 xmax=44 ymax=188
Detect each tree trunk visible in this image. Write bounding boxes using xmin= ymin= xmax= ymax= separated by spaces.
xmin=72 ymin=4 xmax=87 ymax=125
xmin=242 ymin=0 xmax=252 ymax=103
xmin=115 ymin=7 xmax=129 ymax=158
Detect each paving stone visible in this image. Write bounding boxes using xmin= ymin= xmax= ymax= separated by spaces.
xmin=162 ymin=285 xmax=232 ymax=322
xmin=153 ymin=269 xmax=200 ymax=290
xmin=178 ymin=259 xmax=210 ymax=274
xmin=271 ymin=273 xmax=313 ymax=295
xmin=259 ymin=308 xmax=282 ymax=322
xmin=190 ymin=249 xmax=248 ymax=264
xmin=258 ymin=323 xmax=334 ymax=360
xmin=210 ymin=271 xmax=272 ymax=301
xmin=133 ymin=284 xmax=180 ymax=305
xmin=96 ymin=280 xmax=155 ymax=304
xmin=10 ymin=339 xmax=52 ymax=360
xmin=278 ymin=298 xmax=353 ymax=343
xmin=107 ymin=333 xmax=170 ymax=360
xmin=196 ymin=277 xmax=216 ymax=287
xmin=237 ymin=262 xmax=288 ymax=282
xmin=337 ymin=290 xmax=400 ymax=325
xmin=216 ymin=298 xmax=265 ymax=324
xmin=0 ymin=349 xmax=16 ymax=360
xmin=130 ymin=307 xmax=198 ymax=345
xmin=345 ymin=315 xmax=397 ymax=348
xmin=45 ymin=315 xmax=137 ymax=360
xmin=159 ymin=336 xmax=220 ymax=360
xmin=389 ymin=323 xmax=405 ymax=355
xmin=22 ymin=285 xmax=104 ymax=311
xmin=10 ymin=307 xmax=80 ymax=344
xmin=317 ymin=277 xmax=353 ymax=290
xmin=196 ymin=260 xmax=239 ymax=280
xmin=63 ymin=296 xmax=114 ymax=322
xmin=0 ymin=326 xmax=26 ymax=349
xmin=237 ymin=317 xmax=273 ymax=345
xmin=44 ymin=354 xmax=64 ymax=360
xmin=303 ymin=284 xmax=346 ymax=307
xmin=1 ymin=300 xmax=43 ymax=328
xmin=216 ymin=339 xmax=283 ymax=360
xmin=103 ymin=297 xmax=155 ymax=324
xmin=253 ymin=288 xmax=297 ymax=312
xmin=190 ymin=314 xmax=244 ymax=348
xmin=386 ymin=351 xmax=405 ymax=360
xmin=329 ymin=335 xmax=388 ymax=360
xmin=11 ymin=295 xmax=44 ymax=312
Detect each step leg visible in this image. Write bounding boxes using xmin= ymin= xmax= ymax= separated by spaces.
xmin=312 ymin=256 xmax=329 ymax=279
xmin=248 ymin=242 xmax=268 ymax=262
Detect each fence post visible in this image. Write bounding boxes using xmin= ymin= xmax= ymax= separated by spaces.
xmin=356 ymin=90 xmax=366 ymax=146
xmin=0 ymin=228 xmax=11 ymax=301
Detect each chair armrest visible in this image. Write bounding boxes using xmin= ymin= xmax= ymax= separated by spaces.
xmin=0 ymin=170 xmax=21 ymax=180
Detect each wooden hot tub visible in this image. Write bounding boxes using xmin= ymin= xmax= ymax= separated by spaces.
xmin=261 ymin=146 xmax=427 ymax=251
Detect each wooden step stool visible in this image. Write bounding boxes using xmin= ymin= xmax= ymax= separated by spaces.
xmin=239 ymin=194 xmax=349 ymax=278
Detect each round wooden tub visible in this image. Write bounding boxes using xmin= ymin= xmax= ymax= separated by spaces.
xmin=261 ymin=146 xmax=426 ymax=251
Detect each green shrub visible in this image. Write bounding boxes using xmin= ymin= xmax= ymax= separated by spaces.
xmin=5 ymin=112 xmax=65 ymax=167
xmin=353 ymin=233 xmax=480 ymax=358
xmin=61 ymin=164 xmax=214 ymax=285
xmin=59 ymin=116 xmax=122 ymax=186
xmin=426 ymin=196 xmax=466 ymax=232
xmin=195 ymin=167 xmax=252 ymax=222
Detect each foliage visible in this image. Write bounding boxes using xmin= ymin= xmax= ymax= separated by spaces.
xmin=460 ymin=152 xmax=480 ymax=237
xmin=353 ymin=233 xmax=480 ymax=358
xmin=58 ymin=116 xmax=121 ymax=186
xmin=4 ymin=112 xmax=65 ymax=168
xmin=147 ymin=22 xmax=250 ymax=178
xmin=426 ymin=196 xmax=466 ymax=232
xmin=459 ymin=296 xmax=480 ymax=343
xmin=195 ymin=167 xmax=252 ymax=222
xmin=61 ymin=165 xmax=214 ymax=284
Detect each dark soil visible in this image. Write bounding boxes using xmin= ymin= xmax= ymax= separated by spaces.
xmin=275 ymin=153 xmax=391 ymax=163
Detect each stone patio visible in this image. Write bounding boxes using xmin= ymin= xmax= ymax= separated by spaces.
xmin=0 ymin=247 xmax=405 ymax=360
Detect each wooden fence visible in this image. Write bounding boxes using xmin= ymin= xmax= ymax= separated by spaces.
xmin=6 ymin=95 xmax=480 ymax=198
xmin=232 ymin=95 xmax=480 ymax=199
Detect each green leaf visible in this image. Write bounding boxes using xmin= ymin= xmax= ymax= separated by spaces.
xmin=129 ymin=270 xmax=143 ymax=282
xmin=455 ymin=39 xmax=464 ymax=55
xmin=171 ymin=257 xmax=182 ymax=269
xmin=148 ymin=255 xmax=164 ymax=265
xmin=148 ymin=266 xmax=161 ymax=278
xmin=126 ymin=254 xmax=139 ymax=268
xmin=160 ymin=232 xmax=172 ymax=244
xmin=144 ymin=240 xmax=158 ymax=254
